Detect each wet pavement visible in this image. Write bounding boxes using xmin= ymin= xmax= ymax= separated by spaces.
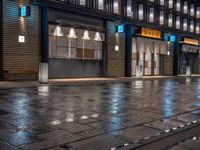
xmin=0 ymin=78 xmax=200 ymax=149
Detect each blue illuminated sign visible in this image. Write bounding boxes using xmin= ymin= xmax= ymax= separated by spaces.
xmin=21 ymin=6 xmax=26 ymax=17
xmin=170 ymin=35 xmax=176 ymax=42
xmin=117 ymin=25 xmax=124 ymax=33
xmin=20 ymin=6 xmax=31 ymax=17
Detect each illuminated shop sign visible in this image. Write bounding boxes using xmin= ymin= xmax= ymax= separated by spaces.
xmin=184 ymin=38 xmax=199 ymax=46
xmin=170 ymin=35 xmax=176 ymax=42
xmin=141 ymin=27 xmax=161 ymax=39
xmin=117 ymin=25 xmax=124 ymax=33
xmin=19 ymin=6 xmax=31 ymax=17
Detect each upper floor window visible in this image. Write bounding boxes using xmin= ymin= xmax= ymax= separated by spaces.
xmin=160 ymin=11 xmax=164 ymax=25
xmin=183 ymin=18 xmax=188 ymax=31
xmin=176 ymin=16 xmax=181 ymax=29
xmin=80 ymin=0 xmax=86 ymax=6
xmin=98 ymin=0 xmax=104 ymax=10
xmin=183 ymin=1 xmax=188 ymax=14
xmin=190 ymin=21 xmax=194 ymax=32
xmin=197 ymin=7 xmax=200 ymax=19
xmin=149 ymin=0 xmax=155 ymax=3
xmin=176 ymin=0 xmax=181 ymax=11
xmin=138 ymin=4 xmax=144 ymax=20
xmin=160 ymin=0 xmax=165 ymax=6
xmin=149 ymin=8 xmax=154 ymax=22
xmin=127 ymin=0 xmax=132 ymax=17
xmin=168 ymin=14 xmax=173 ymax=27
xmin=113 ymin=0 xmax=119 ymax=14
xmin=190 ymin=4 xmax=194 ymax=16
xmin=169 ymin=0 xmax=173 ymax=9
xmin=196 ymin=23 xmax=200 ymax=34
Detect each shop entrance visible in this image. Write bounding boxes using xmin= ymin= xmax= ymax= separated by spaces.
xmin=180 ymin=44 xmax=199 ymax=75
xmin=132 ymin=37 xmax=167 ymax=76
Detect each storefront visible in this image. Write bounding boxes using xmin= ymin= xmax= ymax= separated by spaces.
xmin=48 ymin=9 xmax=106 ymax=78
xmin=131 ymin=27 xmax=169 ymax=76
xmin=179 ymin=38 xmax=200 ymax=74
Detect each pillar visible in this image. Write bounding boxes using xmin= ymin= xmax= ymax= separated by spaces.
xmin=125 ymin=24 xmax=132 ymax=77
xmin=0 ymin=0 xmax=3 ymax=80
xmin=39 ymin=6 xmax=48 ymax=83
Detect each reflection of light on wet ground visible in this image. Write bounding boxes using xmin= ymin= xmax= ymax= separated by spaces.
xmin=50 ymin=120 xmax=61 ymax=125
xmin=163 ymin=81 xmax=175 ymax=117
xmin=91 ymin=114 xmax=99 ymax=118
xmin=38 ymin=86 xmax=49 ymax=96
xmin=135 ymin=80 xmax=143 ymax=89
xmin=108 ymin=84 xmax=126 ymax=131
xmin=65 ymin=113 xmax=75 ymax=122
xmin=81 ymin=115 xmax=88 ymax=120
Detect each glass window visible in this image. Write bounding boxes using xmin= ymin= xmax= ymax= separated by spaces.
xmin=176 ymin=16 xmax=180 ymax=29
xmin=196 ymin=23 xmax=200 ymax=34
xmin=160 ymin=0 xmax=165 ymax=6
xmin=98 ymin=0 xmax=104 ymax=10
xmin=149 ymin=0 xmax=154 ymax=3
xmin=49 ymin=25 xmax=105 ymax=60
xmin=169 ymin=0 xmax=173 ymax=9
xmin=149 ymin=8 xmax=154 ymax=23
xmin=190 ymin=21 xmax=194 ymax=32
xmin=168 ymin=14 xmax=173 ymax=27
xmin=183 ymin=18 xmax=188 ymax=31
xmin=160 ymin=11 xmax=164 ymax=25
xmin=127 ymin=0 xmax=132 ymax=17
xmin=190 ymin=4 xmax=194 ymax=16
xmin=113 ymin=0 xmax=119 ymax=14
xmin=138 ymin=4 xmax=144 ymax=20
xmin=183 ymin=1 xmax=188 ymax=14
xmin=176 ymin=0 xmax=181 ymax=11
xmin=197 ymin=7 xmax=200 ymax=19
xmin=80 ymin=0 xmax=86 ymax=6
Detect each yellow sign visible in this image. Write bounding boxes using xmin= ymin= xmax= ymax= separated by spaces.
xmin=141 ymin=27 xmax=161 ymax=39
xmin=184 ymin=38 xmax=199 ymax=46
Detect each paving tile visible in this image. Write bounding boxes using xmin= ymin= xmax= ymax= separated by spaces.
xmin=145 ymin=118 xmax=185 ymax=131
xmin=57 ymin=122 xmax=94 ymax=133
xmin=38 ymin=130 xmax=84 ymax=145
xmin=111 ymin=125 xmax=161 ymax=142
xmin=0 ymin=131 xmax=43 ymax=146
xmin=168 ymin=145 xmax=190 ymax=150
xmin=172 ymin=113 xmax=200 ymax=123
xmin=178 ymin=139 xmax=200 ymax=150
xmin=0 ymin=141 xmax=17 ymax=150
xmin=18 ymin=140 xmax=55 ymax=150
xmin=63 ymin=134 xmax=128 ymax=150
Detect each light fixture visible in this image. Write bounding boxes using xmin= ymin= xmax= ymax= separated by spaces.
xmin=115 ymin=45 xmax=119 ymax=51
xmin=53 ymin=25 xmax=63 ymax=36
xmin=94 ymin=32 xmax=102 ymax=41
xmin=68 ymin=28 xmax=77 ymax=38
xmin=82 ymin=30 xmax=91 ymax=40
xmin=18 ymin=35 xmax=25 ymax=43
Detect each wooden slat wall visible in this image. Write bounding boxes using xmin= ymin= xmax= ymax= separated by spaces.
xmin=3 ymin=0 xmax=40 ymax=79
xmin=163 ymin=54 xmax=173 ymax=76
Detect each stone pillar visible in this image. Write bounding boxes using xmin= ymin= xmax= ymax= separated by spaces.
xmin=125 ymin=24 xmax=132 ymax=77
xmin=39 ymin=7 xmax=48 ymax=83
xmin=173 ymin=34 xmax=180 ymax=75
xmin=106 ymin=21 xmax=125 ymax=77
xmin=0 ymin=0 xmax=3 ymax=80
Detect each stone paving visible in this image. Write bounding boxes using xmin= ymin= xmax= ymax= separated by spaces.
xmin=0 ymin=78 xmax=200 ymax=149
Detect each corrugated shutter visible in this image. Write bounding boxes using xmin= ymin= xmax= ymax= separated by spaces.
xmin=3 ymin=0 xmax=40 ymax=79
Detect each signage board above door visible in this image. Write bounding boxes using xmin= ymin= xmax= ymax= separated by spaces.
xmin=141 ymin=27 xmax=161 ymax=39
xmin=184 ymin=38 xmax=199 ymax=46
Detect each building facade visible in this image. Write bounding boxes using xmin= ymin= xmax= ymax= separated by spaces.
xmin=0 ymin=0 xmax=200 ymax=81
